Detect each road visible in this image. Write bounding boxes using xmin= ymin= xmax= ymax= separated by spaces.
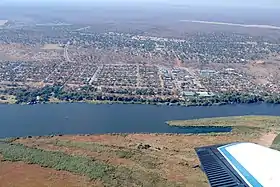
xmin=89 ymin=65 xmax=103 ymax=84
xmin=180 ymin=20 xmax=280 ymax=30
xmin=64 ymin=44 xmax=72 ymax=62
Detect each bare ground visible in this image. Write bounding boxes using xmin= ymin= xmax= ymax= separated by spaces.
xmin=257 ymin=132 xmax=277 ymax=147
xmin=0 ymin=160 xmax=102 ymax=187
xmin=41 ymin=44 xmax=64 ymax=50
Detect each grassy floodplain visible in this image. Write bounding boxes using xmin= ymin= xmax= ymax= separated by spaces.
xmin=0 ymin=135 xmax=186 ymax=187
xmin=168 ymin=115 xmax=280 ymax=151
xmin=167 ymin=115 xmax=280 ymax=133
xmin=271 ymin=134 xmax=280 ymax=151
xmin=1 ymin=116 xmax=280 ymax=186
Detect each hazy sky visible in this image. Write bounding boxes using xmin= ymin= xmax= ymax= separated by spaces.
xmin=0 ymin=0 xmax=280 ymax=9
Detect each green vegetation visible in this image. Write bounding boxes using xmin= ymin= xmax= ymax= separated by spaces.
xmin=0 ymin=143 xmax=113 ymax=180
xmin=0 ymin=137 xmax=19 ymax=143
xmin=2 ymin=85 xmax=280 ymax=106
xmin=53 ymin=140 xmax=135 ymax=158
xmin=167 ymin=115 xmax=280 ymax=128
xmin=1 ymin=85 xmax=181 ymax=105
xmin=167 ymin=116 xmax=280 ymax=136
xmin=52 ymin=140 xmax=159 ymax=165
xmin=271 ymin=134 xmax=280 ymax=151
xmin=187 ymin=92 xmax=280 ymax=106
xmin=0 ymin=142 xmax=175 ymax=187
xmin=116 ymin=150 xmax=134 ymax=159
xmin=55 ymin=139 xmax=132 ymax=157
xmin=0 ymin=94 xmax=16 ymax=104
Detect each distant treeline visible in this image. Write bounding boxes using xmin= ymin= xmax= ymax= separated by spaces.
xmin=188 ymin=92 xmax=280 ymax=106
xmin=1 ymin=85 xmax=280 ymax=106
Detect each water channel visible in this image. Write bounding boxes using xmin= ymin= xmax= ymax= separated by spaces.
xmin=0 ymin=103 xmax=279 ymax=138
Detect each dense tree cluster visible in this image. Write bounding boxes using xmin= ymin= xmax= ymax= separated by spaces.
xmin=2 ymin=86 xmax=280 ymax=106
xmin=188 ymin=92 xmax=280 ymax=106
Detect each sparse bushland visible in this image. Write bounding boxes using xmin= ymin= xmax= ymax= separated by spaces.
xmin=0 ymin=143 xmax=114 ymax=180
xmin=0 ymin=142 xmax=177 ymax=187
xmin=271 ymin=134 xmax=280 ymax=151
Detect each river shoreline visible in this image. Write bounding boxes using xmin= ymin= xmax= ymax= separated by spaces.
xmin=0 ymin=97 xmax=272 ymax=108
xmin=3 ymin=85 xmax=280 ymax=106
xmin=0 ymin=103 xmax=280 ymax=138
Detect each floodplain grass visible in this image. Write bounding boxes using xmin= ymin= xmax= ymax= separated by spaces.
xmin=271 ymin=134 xmax=280 ymax=151
xmin=53 ymin=140 xmax=136 ymax=159
xmin=115 ymin=150 xmax=134 ymax=159
xmin=51 ymin=140 xmax=158 ymax=167
xmin=0 ymin=143 xmax=114 ymax=180
xmin=0 ymin=137 xmax=19 ymax=143
xmin=53 ymin=140 xmax=112 ymax=153
xmin=167 ymin=115 xmax=280 ymax=131
xmin=0 ymin=142 xmax=176 ymax=187
xmin=272 ymin=134 xmax=280 ymax=145
xmin=0 ymin=94 xmax=16 ymax=104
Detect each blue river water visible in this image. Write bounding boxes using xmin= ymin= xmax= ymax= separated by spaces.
xmin=0 ymin=103 xmax=280 ymax=138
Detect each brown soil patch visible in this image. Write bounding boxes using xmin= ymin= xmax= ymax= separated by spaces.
xmin=60 ymin=135 xmax=124 ymax=146
xmin=41 ymin=44 xmax=63 ymax=50
xmin=174 ymin=57 xmax=183 ymax=67
xmin=0 ymin=162 xmax=102 ymax=187
xmin=126 ymin=134 xmax=258 ymax=150
xmin=257 ymin=132 xmax=277 ymax=147
xmin=246 ymin=59 xmax=280 ymax=84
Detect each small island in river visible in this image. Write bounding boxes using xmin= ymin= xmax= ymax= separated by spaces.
xmin=1 ymin=115 xmax=280 ymax=187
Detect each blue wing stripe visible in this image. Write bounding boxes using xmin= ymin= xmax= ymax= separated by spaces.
xmin=218 ymin=144 xmax=263 ymax=187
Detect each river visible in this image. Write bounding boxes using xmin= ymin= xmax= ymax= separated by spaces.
xmin=0 ymin=103 xmax=280 ymax=138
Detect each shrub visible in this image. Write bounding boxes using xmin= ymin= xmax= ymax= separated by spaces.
xmin=0 ymin=143 xmax=114 ymax=180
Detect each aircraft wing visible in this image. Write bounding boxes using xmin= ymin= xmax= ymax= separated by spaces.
xmin=195 ymin=142 xmax=280 ymax=187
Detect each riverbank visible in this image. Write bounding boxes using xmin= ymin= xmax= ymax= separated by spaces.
xmin=0 ymin=96 xmax=277 ymax=108
xmin=167 ymin=115 xmax=280 ymax=128
xmin=2 ymin=103 xmax=280 ymax=138
xmin=167 ymin=115 xmax=280 ymax=137
xmin=1 ymin=114 xmax=280 ymax=186
xmin=0 ymin=94 xmax=16 ymax=104
xmin=2 ymin=85 xmax=280 ymax=106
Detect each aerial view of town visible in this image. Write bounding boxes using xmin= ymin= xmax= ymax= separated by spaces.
xmin=1 ymin=1 xmax=280 ymax=187
xmin=0 ymin=6 xmax=280 ymax=106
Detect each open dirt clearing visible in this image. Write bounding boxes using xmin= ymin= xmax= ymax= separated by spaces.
xmin=41 ymin=44 xmax=64 ymax=50
xmin=0 ymin=160 xmax=101 ymax=187
xmin=258 ymin=132 xmax=277 ymax=147
xmin=0 ymin=51 xmax=18 ymax=61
